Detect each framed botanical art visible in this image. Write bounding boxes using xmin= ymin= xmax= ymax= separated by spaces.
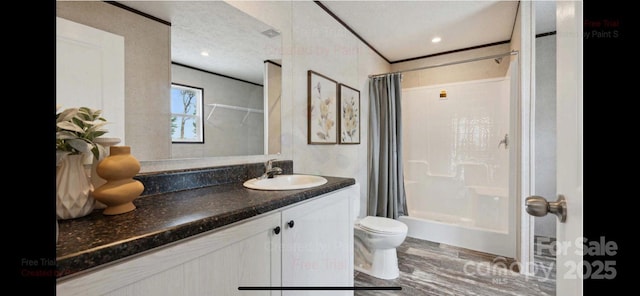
xmin=308 ymin=70 xmax=338 ymax=144
xmin=338 ymin=84 xmax=360 ymax=144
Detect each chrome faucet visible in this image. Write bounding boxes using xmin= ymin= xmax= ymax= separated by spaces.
xmin=258 ymin=159 xmax=283 ymax=179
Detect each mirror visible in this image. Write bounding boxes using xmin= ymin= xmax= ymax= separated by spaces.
xmin=121 ymin=1 xmax=282 ymax=160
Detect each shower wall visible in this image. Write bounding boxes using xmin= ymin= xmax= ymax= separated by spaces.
xmin=402 ymin=77 xmax=511 ymax=233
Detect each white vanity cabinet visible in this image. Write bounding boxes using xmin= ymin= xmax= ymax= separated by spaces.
xmin=281 ymin=187 xmax=354 ymax=295
xmin=57 ymin=185 xmax=355 ymax=296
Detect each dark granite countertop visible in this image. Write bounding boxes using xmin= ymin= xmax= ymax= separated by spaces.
xmin=56 ymin=175 xmax=355 ymax=279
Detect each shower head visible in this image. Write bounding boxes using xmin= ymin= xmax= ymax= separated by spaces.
xmin=494 ymin=57 xmax=503 ymax=64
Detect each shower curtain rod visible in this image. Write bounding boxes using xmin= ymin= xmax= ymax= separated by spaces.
xmin=368 ymin=50 xmax=519 ymax=78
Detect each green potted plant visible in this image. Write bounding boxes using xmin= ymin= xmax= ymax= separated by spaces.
xmin=56 ymin=106 xmax=109 ymax=219
xmin=56 ymin=106 xmax=109 ymax=163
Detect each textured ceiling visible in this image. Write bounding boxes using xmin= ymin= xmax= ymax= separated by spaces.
xmin=320 ymin=1 xmax=519 ymax=62
xmin=120 ymin=1 xmax=555 ymax=82
xmin=121 ymin=1 xmax=282 ymax=85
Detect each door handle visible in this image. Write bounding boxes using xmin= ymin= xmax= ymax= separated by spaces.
xmin=525 ymin=194 xmax=567 ymax=223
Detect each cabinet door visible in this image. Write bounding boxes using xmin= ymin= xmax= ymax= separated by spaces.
xmin=183 ymin=217 xmax=281 ymax=296
xmin=281 ymin=187 xmax=354 ymax=296
xmin=57 ymin=213 xmax=281 ymax=296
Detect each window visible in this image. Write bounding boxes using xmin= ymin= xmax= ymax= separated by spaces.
xmin=170 ymin=83 xmax=204 ymax=143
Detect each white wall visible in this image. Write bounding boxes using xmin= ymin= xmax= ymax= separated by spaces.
xmin=228 ymin=1 xmax=390 ymax=217
xmin=171 ymin=64 xmax=264 ymax=158
xmin=534 ymin=35 xmax=557 ymax=238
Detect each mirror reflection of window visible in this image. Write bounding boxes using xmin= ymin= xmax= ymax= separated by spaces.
xmin=170 ymin=83 xmax=204 ymax=143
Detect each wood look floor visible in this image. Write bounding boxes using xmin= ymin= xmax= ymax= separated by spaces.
xmin=354 ymin=237 xmax=556 ymax=296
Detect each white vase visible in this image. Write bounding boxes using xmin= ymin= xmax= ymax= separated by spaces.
xmin=56 ymin=154 xmax=95 ymax=219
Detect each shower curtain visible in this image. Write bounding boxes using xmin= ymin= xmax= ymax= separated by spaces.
xmin=368 ymin=73 xmax=407 ymax=219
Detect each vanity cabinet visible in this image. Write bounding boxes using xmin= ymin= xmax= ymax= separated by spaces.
xmin=57 ymin=185 xmax=355 ymax=296
xmin=57 ymin=212 xmax=281 ymax=295
xmin=281 ymin=188 xmax=353 ymax=295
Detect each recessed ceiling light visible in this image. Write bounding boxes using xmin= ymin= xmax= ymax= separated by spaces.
xmin=432 ymin=37 xmax=442 ymax=43
xmin=200 ymin=51 xmax=209 ymax=57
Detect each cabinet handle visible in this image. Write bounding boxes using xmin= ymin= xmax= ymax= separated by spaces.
xmin=273 ymin=226 xmax=281 ymax=235
xmin=287 ymin=220 xmax=295 ymax=228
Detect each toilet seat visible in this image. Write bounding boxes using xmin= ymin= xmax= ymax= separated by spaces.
xmin=358 ymin=216 xmax=408 ymax=234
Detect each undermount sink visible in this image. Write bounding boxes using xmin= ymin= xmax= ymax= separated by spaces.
xmin=243 ymin=174 xmax=328 ymax=191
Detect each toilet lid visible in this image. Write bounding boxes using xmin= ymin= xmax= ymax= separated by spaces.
xmin=358 ymin=216 xmax=408 ymax=234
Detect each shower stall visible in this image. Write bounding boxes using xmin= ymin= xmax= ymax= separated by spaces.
xmin=397 ymin=53 xmax=518 ymax=257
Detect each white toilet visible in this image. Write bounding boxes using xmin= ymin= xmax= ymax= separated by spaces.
xmin=353 ymin=193 xmax=408 ymax=281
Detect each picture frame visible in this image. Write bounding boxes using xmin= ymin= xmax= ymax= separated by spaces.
xmin=308 ymin=70 xmax=338 ymax=144
xmin=338 ymin=84 xmax=360 ymax=144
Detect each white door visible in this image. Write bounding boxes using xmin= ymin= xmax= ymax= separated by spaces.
xmin=526 ymin=1 xmax=583 ymax=295
xmin=554 ymin=1 xmax=583 ymax=294
xmin=56 ymin=17 xmax=125 ymax=144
